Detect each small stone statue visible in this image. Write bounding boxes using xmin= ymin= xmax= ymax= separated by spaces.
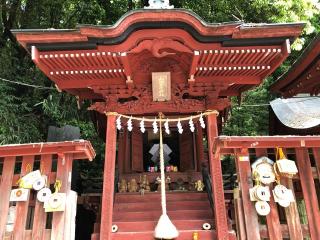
xmin=139 ymin=175 xmax=151 ymax=193
xmin=156 ymin=176 xmax=171 ymax=191
xmin=176 ymin=178 xmax=186 ymax=191
xmin=127 ymin=178 xmax=138 ymax=192
xmin=195 ymin=180 xmax=205 ymax=192
xmin=187 ymin=176 xmax=195 ymax=191
xmin=118 ymin=179 xmax=127 ymax=193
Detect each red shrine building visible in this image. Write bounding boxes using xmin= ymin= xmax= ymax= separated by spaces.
xmin=1 ymin=3 xmax=320 ymax=240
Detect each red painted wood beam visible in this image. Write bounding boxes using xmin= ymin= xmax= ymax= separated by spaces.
xmin=189 ymin=51 xmax=200 ymax=82
xmin=282 ymin=59 xmax=320 ymax=97
xmin=313 ymin=148 xmax=320 ymax=183
xmin=195 ymin=75 xmax=261 ymax=84
xmin=206 ymin=114 xmax=230 ymax=240
xmin=296 ymin=148 xmax=320 ymax=240
xmin=120 ymin=52 xmax=134 ymax=85
xmin=263 ymin=39 xmax=291 ymax=79
xmin=281 ymin=177 xmax=304 ymax=239
xmin=31 ymin=46 xmax=51 ymax=75
xmin=271 ymin=37 xmax=320 ymax=94
xmin=217 ymin=136 xmax=320 ymax=149
xmin=234 ymin=148 xmax=261 ymax=240
xmin=0 ymin=141 xmax=95 ymax=159
xmin=56 ymin=77 xmax=126 ymax=90
xmin=100 ymin=114 xmax=117 ymax=240
xmin=255 ymin=148 xmax=282 ymax=240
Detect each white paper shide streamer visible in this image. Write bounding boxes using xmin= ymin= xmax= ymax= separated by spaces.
xmin=177 ymin=119 xmax=183 ymax=134
xmin=189 ymin=117 xmax=195 ymax=132
xmin=140 ymin=118 xmax=146 ymax=133
xmin=153 ymin=118 xmax=159 ymax=134
xmin=199 ymin=113 xmax=206 ymax=129
xmin=116 ymin=116 xmax=122 ymax=130
xmin=164 ymin=119 xmax=170 ymax=135
xmin=127 ymin=116 xmax=133 ymax=132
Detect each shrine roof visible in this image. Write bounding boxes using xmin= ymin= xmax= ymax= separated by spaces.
xmin=271 ymin=34 xmax=320 ymax=97
xmin=12 ymin=9 xmax=305 ymax=114
xmin=13 ymin=9 xmax=304 ymax=51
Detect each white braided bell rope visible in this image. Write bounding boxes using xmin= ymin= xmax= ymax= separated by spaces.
xmin=154 ymin=115 xmax=179 ymax=239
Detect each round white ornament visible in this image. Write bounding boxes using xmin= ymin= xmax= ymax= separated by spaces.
xmin=33 ymin=177 xmax=46 ymax=191
xmin=112 ymin=225 xmax=118 ymax=233
xmin=274 ymin=184 xmax=289 ymax=200
xmin=278 ymin=199 xmax=291 ymax=208
xmin=255 ymin=201 xmax=271 ymax=216
xmin=37 ymin=188 xmax=52 ymax=202
xmin=255 ymin=186 xmax=271 ymax=202
xmin=202 ymin=223 xmax=211 ymax=230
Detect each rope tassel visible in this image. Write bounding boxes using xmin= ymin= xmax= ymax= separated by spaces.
xmin=154 ymin=113 xmax=179 ymax=239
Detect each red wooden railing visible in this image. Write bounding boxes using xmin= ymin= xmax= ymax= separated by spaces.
xmin=216 ymin=136 xmax=320 ymax=240
xmin=0 ymin=141 xmax=95 ymax=240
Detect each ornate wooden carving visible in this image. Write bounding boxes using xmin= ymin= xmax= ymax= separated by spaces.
xmin=129 ymin=38 xmax=193 ymax=58
xmin=90 ymin=83 xmax=231 ymax=114
xmin=89 ymin=98 xmax=206 ymax=114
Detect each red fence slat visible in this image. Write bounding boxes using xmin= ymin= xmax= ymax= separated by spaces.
xmin=255 ymin=148 xmax=282 ymax=240
xmin=235 ymin=149 xmax=261 ymax=240
xmin=13 ymin=155 xmax=35 ymax=239
xmin=51 ymin=154 xmax=73 ymax=240
xmin=32 ymin=154 xmax=52 ymax=240
xmin=296 ymin=148 xmax=320 ymax=240
xmin=313 ymin=148 xmax=320 ymax=182
xmin=281 ymin=177 xmax=304 ymax=240
xmin=0 ymin=157 xmax=15 ymax=239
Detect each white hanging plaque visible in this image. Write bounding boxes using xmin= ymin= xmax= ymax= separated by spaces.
xmin=10 ymin=188 xmax=30 ymax=202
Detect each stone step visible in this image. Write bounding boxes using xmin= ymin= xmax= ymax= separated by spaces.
xmin=113 ymin=209 xmax=213 ymax=221
xmin=92 ymin=230 xmax=237 ymax=240
xmin=95 ymin=219 xmax=213 ymax=233
xmin=114 ymin=200 xmax=210 ymax=212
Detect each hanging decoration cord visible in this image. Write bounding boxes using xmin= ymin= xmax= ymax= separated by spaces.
xmin=105 ymin=110 xmax=218 ymax=122
xmin=154 ymin=112 xmax=179 ymax=239
xmin=159 ymin=113 xmax=166 ymax=215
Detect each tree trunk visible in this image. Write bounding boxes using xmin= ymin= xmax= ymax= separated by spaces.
xmin=128 ymin=0 xmax=133 ymax=10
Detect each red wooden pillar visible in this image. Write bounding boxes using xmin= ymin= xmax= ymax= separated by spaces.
xmin=206 ymin=114 xmax=229 ymax=240
xmin=100 ymin=114 xmax=117 ymax=240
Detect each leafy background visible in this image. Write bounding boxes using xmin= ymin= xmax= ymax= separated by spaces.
xmin=0 ymin=1 xmax=319 ymax=175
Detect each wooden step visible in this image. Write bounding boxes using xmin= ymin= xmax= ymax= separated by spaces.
xmin=115 ymin=192 xmax=208 ymax=203
xmin=114 ymin=200 xmax=210 ymax=212
xmin=113 ymin=209 xmax=213 ymax=221
xmin=94 ymin=219 xmax=213 ymax=233
xmin=92 ymin=230 xmax=237 ymax=240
